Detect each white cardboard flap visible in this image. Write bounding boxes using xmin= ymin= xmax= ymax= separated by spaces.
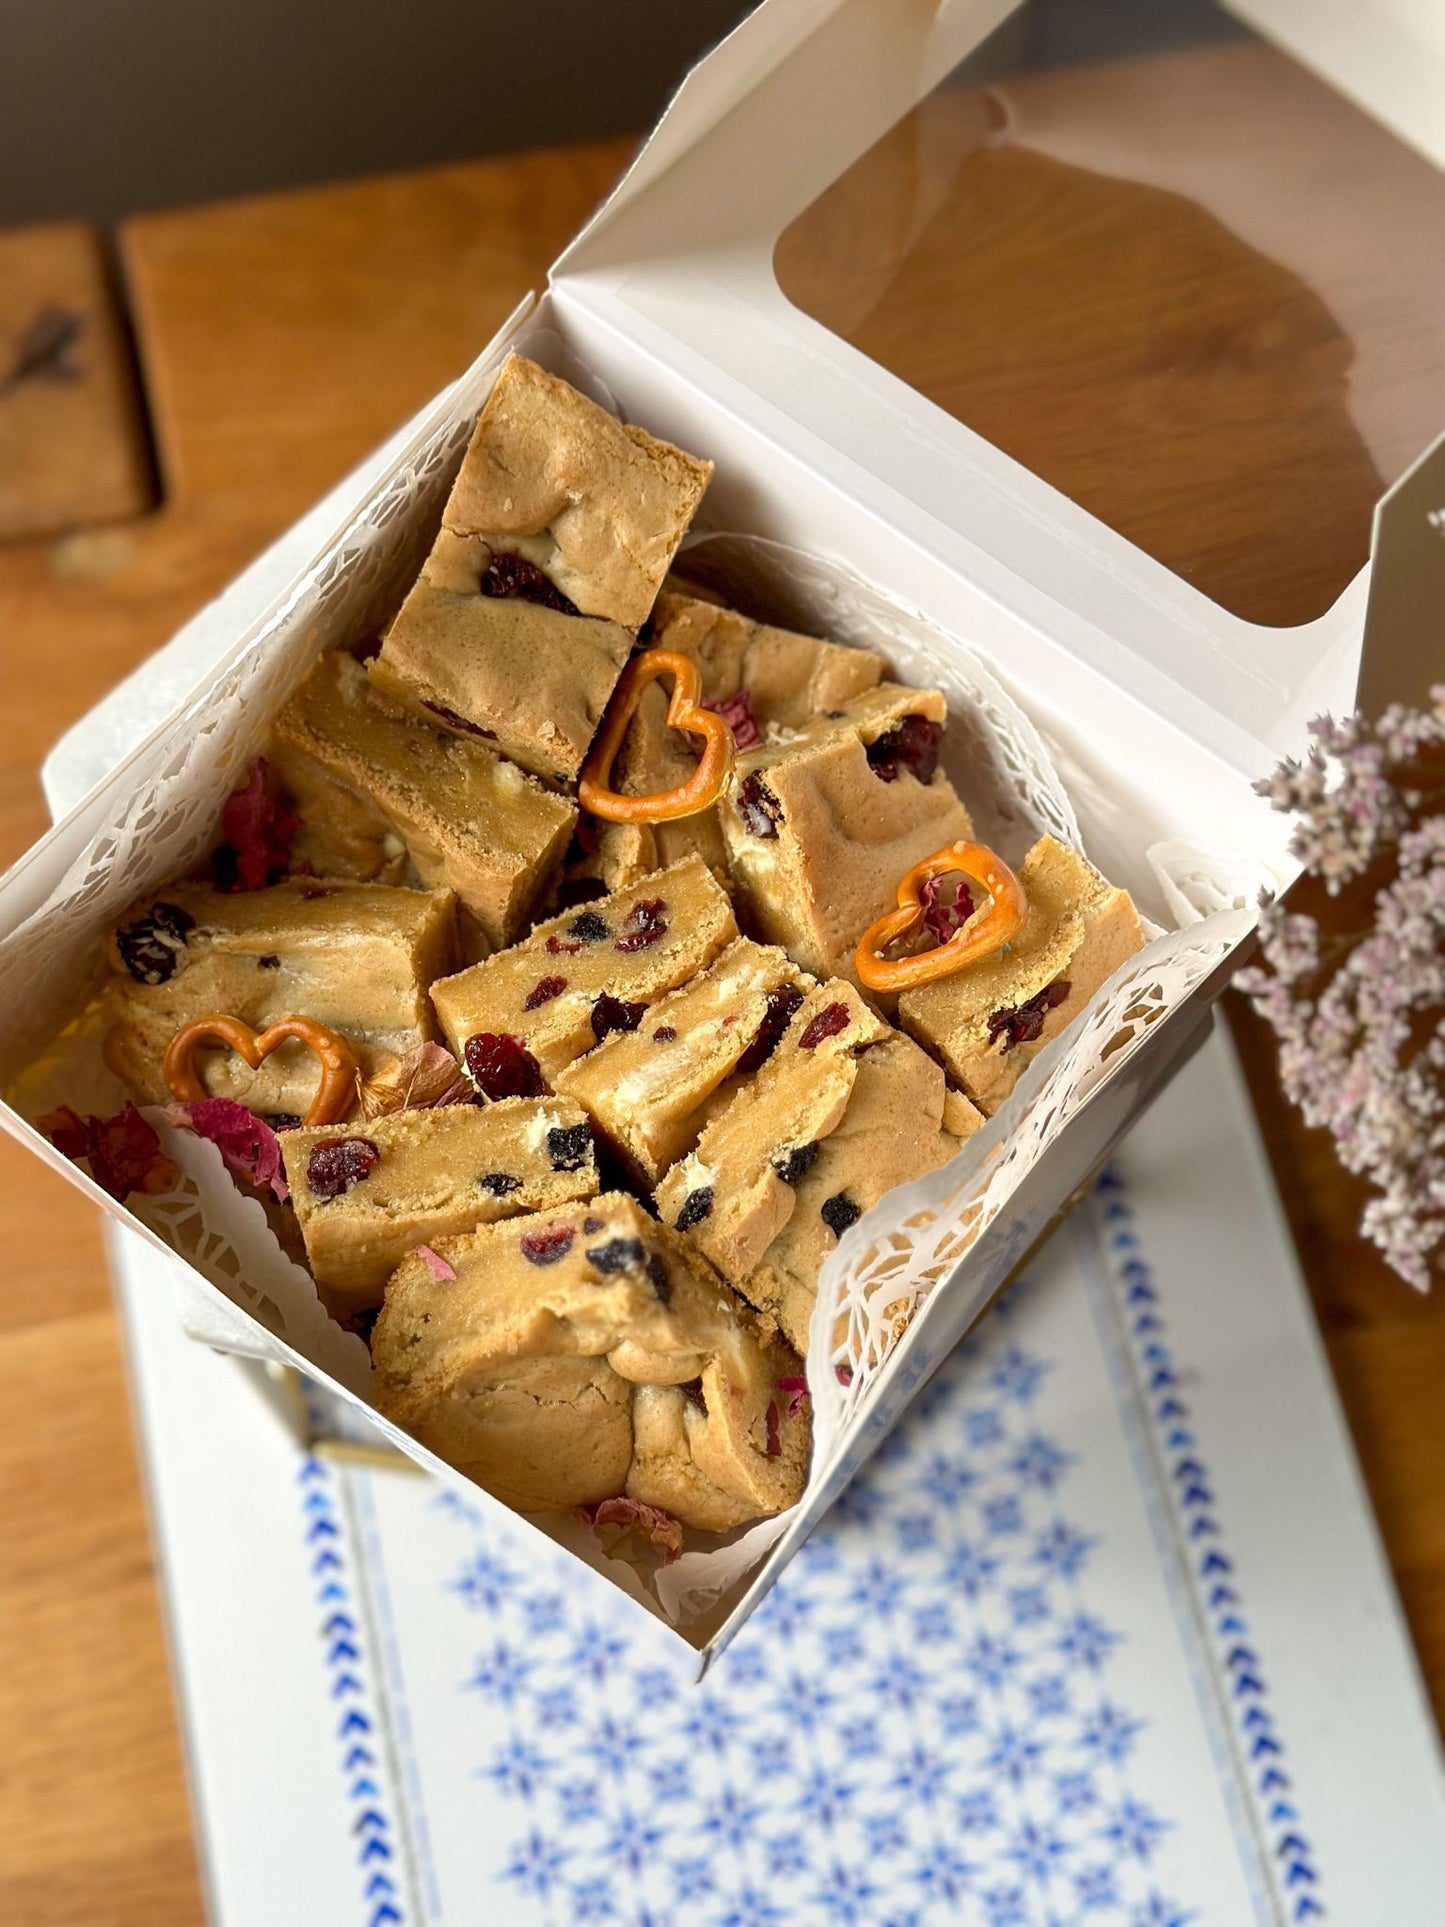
xmin=552 ymin=0 xmax=1392 ymax=768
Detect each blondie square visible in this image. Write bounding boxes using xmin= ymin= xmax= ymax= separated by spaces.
xmin=281 ymin=1098 xmax=599 ymax=1311
xmin=719 ymin=683 xmax=973 ymax=988
xmin=897 ymin=835 xmax=1146 ymax=1115
xmin=430 ymin=855 xmax=737 ymax=1094
xmin=371 ymin=1192 xmax=806 ymax=1528
xmin=104 ymin=878 xmax=458 ymax=1118
xmin=554 ymin=937 xmax=806 ymax=1185
xmin=270 ymin=651 xmax=575 ymax=951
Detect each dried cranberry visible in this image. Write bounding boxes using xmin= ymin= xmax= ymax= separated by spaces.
xmin=524 ymin=974 xmax=568 ymax=1011
xmin=546 ymin=1122 xmax=592 ymax=1172
xmin=681 ymin=1377 xmax=707 ymax=1414
xmin=464 ymin=1032 xmax=546 ymax=1099
xmin=652 ymin=1025 xmax=676 ymax=1044
xmin=675 ymin=1186 xmax=713 ymax=1232
xmin=615 ymin=898 xmax=668 ymax=953
xmin=820 ymin=1192 xmax=861 ymax=1237
xmin=592 ymin=993 xmax=646 ymax=1041
xmin=307 ymin=1137 xmax=380 ymax=1201
xmin=568 ymin=911 xmax=610 ymax=943
xmin=920 ymin=872 xmax=976 ymax=948
xmin=479 ymin=1170 xmax=522 ymax=1196
xmin=481 ymin=550 xmax=580 ymax=615
xmin=764 ymin=1401 xmax=782 ymax=1458
xmin=520 ymin=1224 xmax=575 ymax=1266
xmin=545 ymin=934 xmax=583 ymax=955
xmin=116 ymin=902 xmax=195 ymax=985
xmin=866 ymin=714 xmax=942 ymax=785
xmin=799 ymin=1001 xmax=850 ymax=1050
xmin=736 ymin=772 xmax=782 ymax=838
xmin=421 ymin=699 xmax=496 ymax=739
xmin=987 ymin=980 xmax=1071 ymax=1052
xmin=703 ymin=688 xmax=761 ymax=750
xmin=736 ymin=983 xmax=804 ymax=1073
xmin=773 ymin=1141 xmax=820 ymax=1186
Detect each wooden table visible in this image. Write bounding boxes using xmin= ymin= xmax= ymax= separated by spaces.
xmin=2 ymin=48 xmax=1443 ymax=1927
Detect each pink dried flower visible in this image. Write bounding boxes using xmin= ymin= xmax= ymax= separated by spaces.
xmin=777 ymin=1374 xmax=809 ymax=1418
xmin=576 ymin=1497 xmax=683 ymax=1564
xmin=702 ymin=688 xmax=761 ymax=750
xmin=167 ymin=1098 xmax=288 ymax=1203
xmin=1240 ymin=685 xmax=1445 ymax=1288
xmin=212 ymin=758 xmax=298 ymax=892
xmin=414 ymin=1244 xmax=456 ymax=1282
xmin=40 ymin=1102 xmax=179 ymax=1202
xmin=919 ymin=871 xmax=976 ymax=948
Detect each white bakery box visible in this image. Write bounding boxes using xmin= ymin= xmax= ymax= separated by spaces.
xmin=0 ymin=0 xmax=1411 ymax=1670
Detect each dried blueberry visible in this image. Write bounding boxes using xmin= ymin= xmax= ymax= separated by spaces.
xmin=421 ymin=699 xmax=496 ymax=739
xmin=546 ymin=1122 xmax=592 ymax=1172
xmin=652 ymin=1025 xmax=676 ymax=1044
xmin=520 ymin=1224 xmax=575 ymax=1266
xmin=736 ymin=982 xmax=804 ymax=1073
xmin=820 ymin=1192 xmax=861 ymax=1237
xmin=591 ymin=993 xmax=646 ymax=1042
xmin=264 ymin=1112 xmax=303 ymax=1132
xmin=481 ymin=550 xmax=580 ymax=615
xmin=773 ymin=1141 xmax=820 ymax=1187
xmin=987 ymin=980 xmax=1071 ymax=1052
xmin=464 ymin=1032 xmax=546 ymax=1099
xmin=568 ymin=910 xmax=610 ymax=943
xmin=583 ymin=1214 xmax=605 ymax=1234
xmin=675 ymin=1186 xmax=713 ymax=1232
xmin=647 ymin=1251 xmax=670 ymax=1302
xmin=586 ymin=1235 xmax=646 ymax=1275
xmin=799 ymin=1000 xmax=850 ymax=1051
xmin=615 ymin=898 xmax=668 ymax=953
xmin=115 ymin=902 xmax=195 ymax=985
xmin=736 ymin=772 xmax=782 ymax=838
xmin=307 ymin=1136 xmax=380 ymax=1201
xmin=524 ymin=973 xmax=568 ymax=1011
xmin=479 ymin=1170 xmax=522 ymax=1197
xmin=866 ymin=714 xmax=942 ymax=785
xmin=257 ymin=954 xmax=282 ymax=971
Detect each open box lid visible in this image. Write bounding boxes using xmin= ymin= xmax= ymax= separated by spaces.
xmin=549 ymin=0 xmax=1443 ymax=778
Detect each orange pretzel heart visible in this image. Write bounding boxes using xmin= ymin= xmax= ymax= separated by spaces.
xmin=855 ymin=841 xmax=1028 ymax=994
xmin=578 ymin=648 xmax=735 ymax=823
xmin=163 ymin=1015 xmax=360 ymax=1127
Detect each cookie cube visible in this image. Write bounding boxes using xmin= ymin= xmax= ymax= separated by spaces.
xmin=897 ymin=835 xmax=1146 ymax=1115
xmin=372 ymin=1192 xmax=807 ymax=1529
xmin=430 ymin=855 xmax=737 ymax=1093
xmin=655 ymin=980 xmax=890 ymax=1285
xmin=104 ymin=878 xmax=457 ymax=1118
xmin=719 ymin=683 xmax=973 ymax=989
xmin=555 ymin=938 xmax=806 ymax=1185
xmin=572 ymin=592 xmax=889 ymax=894
xmin=370 ymin=355 xmax=713 ymax=783
xmin=280 ymin=1098 xmax=599 ymax=1312
xmin=740 ymin=1032 xmax=980 ymax=1354
xmin=271 ymin=651 xmax=575 ymax=950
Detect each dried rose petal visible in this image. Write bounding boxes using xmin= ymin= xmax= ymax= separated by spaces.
xmin=481 ymin=550 xmax=580 ymax=614
xmin=835 ymin=1363 xmax=854 ymax=1387
xmin=866 ymin=715 xmax=942 ymax=785
xmin=576 ymin=1497 xmax=684 ymax=1565
xmin=777 ymin=1374 xmax=809 ymax=1418
xmin=591 ymin=993 xmax=646 ymax=1042
xmin=169 ymin=1097 xmax=288 ymax=1203
xmin=415 ymin=1243 xmax=457 ymax=1282
xmin=360 ymin=1042 xmax=472 ymax=1119
xmin=213 ymin=758 xmax=298 ymax=892
xmin=41 ymin=1103 xmax=179 ymax=1202
xmin=306 ymin=1136 xmax=380 ymax=1200
xmin=703 ymin=688 xmax=762 ymax=751
xmin=987 ymin=980 xmax=1071 ymax=1052
xmin=464 ymin=1032 xmax=546 ymax=1100
xmin=920 ymin=871 xmax=976 ymax=949
xmin=615 ymin=898 xmax=668 ymax=954
xmin=524 ymin=974 xmax=568 ymax=1011
xmin=520 ymin=1224 xmax=575 ymax=1266
xmin=799 ymin=1000 xmax=850 ymax=1050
